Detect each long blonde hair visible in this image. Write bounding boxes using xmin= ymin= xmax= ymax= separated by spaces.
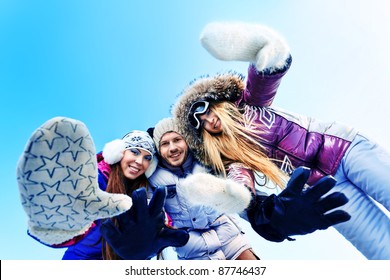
xmin=202 ymin=102 xmax=286 ymax=188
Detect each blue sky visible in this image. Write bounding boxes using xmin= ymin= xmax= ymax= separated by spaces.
xmin=1 ymin=0 xmax=389 ymax=260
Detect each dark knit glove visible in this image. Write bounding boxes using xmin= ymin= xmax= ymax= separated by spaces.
xmin=100 ymin=186 xmax=189 ymax=259
xmin=247 ymin=167 xmax=351 ymax=242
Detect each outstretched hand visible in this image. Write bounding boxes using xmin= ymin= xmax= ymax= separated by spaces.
xmin=16 ymin=117 xmax=133 ymax=247
xmin=178 ymin=172 xmax=252 ymax=214
xmin=100 ymin=186 xmax=189 ymax=259
xmin=247 ymin=167 xmax=351 ymax=242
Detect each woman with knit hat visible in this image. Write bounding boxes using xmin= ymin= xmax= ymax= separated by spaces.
xmin=172 ymin=22 xmax=390 ymax=259
xmin=63 ymin=129 xmax=159 ymax=259
xmin=17 ymin=116 xmax=188 ymax=260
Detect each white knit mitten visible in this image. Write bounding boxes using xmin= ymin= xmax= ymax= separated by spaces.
xmin=177 ymin=172 xmax=251 ymax=214
xmin=200 ymin=21 xmax=290 ymax=73
xmin=16 ymin=117 xmax=132 ymax=246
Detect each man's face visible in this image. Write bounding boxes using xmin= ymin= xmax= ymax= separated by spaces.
xmin=159 ymin=131 xmax=188 ymax=167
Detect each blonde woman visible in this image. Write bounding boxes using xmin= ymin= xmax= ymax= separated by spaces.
xmin=172 ymin=22 xmax=390 ymax=259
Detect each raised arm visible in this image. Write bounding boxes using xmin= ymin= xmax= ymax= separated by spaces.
xmin=200 ymin=21 xmax=292 ymax=107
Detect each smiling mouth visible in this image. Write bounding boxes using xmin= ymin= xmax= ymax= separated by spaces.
xmin=170 ymin=152 xmax=181 ymax=159
xmin=128 ymin=165 xmax=141 ymax=173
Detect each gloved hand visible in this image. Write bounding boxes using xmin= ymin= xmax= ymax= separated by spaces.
xmin=200 ymin=21 xmax=290 ymax=73
xmin=178 ymin=171 xmax=252 ymax=214
xmin=247 ymin=167 xmax=351 ymax=242
xmin=100 ymin=186 xmax=189 ymax=260
xmin=16 ymin=117 xmax=133 ymax=246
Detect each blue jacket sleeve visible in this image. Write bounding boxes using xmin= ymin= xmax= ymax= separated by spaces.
xmin=62 ymin=222 xmax=103 ymax=260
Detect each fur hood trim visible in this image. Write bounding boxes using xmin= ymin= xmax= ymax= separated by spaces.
xmin=172 ymin=72 xmax=245 ymax=164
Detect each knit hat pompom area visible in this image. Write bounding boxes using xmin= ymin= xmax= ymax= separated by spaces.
xmin=102 ymin=130 xmax=158 ymax=177
xmin=152 ymin=117 xmax=180 ymax=148
xmin=102 ymin=139 xmax=126 ymax=165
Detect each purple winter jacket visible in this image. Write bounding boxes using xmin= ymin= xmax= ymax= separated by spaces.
xmin=233 ymin=64 xmax=358 ymax=186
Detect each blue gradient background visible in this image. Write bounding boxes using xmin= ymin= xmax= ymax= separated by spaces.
xmin=1 ymin=0 xmax=389 ymax=260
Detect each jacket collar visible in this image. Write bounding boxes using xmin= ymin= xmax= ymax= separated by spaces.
xmin=159 ymin=152 xmax=196 ymax=178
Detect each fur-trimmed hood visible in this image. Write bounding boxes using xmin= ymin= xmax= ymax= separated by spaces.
xmin=172 ymin=72 xmax=245 ymax=164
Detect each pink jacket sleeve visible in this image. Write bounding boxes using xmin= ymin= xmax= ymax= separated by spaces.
xmin=227 ymin=162 xmax=257 ymax=195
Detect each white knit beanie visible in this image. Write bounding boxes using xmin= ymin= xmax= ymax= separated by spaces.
xmin=153 ymin=117 xmax=180 ymax=148
xmin=102 ymin=130 xmax=158 ymax=177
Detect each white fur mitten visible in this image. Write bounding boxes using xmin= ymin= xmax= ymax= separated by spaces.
xmin=200 ymin=21 xmax=290 ymax=73
xmin=16 ymin=117 xmax=133 ymax=246
xmin=177 ymin=172 xmax=252 ymax=214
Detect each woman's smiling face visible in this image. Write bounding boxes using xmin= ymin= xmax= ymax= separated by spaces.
xmin=120 ymin=148 xmax=152 ymax=179
xmin=199 ymin=109 xmax=223 ymax=134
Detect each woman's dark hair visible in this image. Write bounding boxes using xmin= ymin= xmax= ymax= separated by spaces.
xmin=102 ymin=163 xmax=149 ymax=260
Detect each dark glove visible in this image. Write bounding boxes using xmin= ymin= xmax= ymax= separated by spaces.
xmin=247 ymin=167 xmax=351 ymax=242
xmin=100 ymin=186 xmax=189 ymax=259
